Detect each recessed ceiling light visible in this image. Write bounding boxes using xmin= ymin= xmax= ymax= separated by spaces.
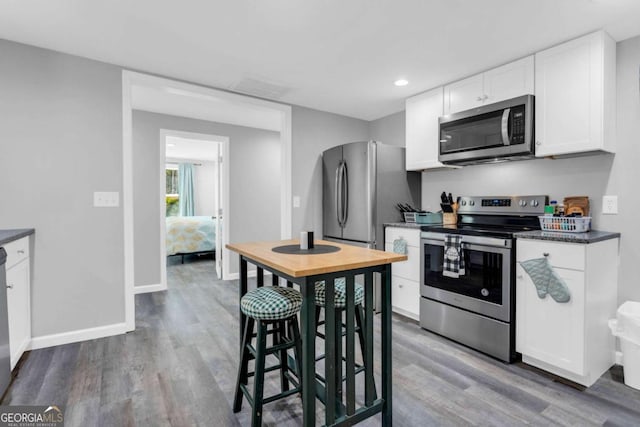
xmin=394 ymin=79 xmax=409 ymax=87
xmin=167 ymin=143 xmax=176 ymax=147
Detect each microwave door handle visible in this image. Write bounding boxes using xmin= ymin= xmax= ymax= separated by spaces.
xmin=501 ymin=108 xmax=511 ymax=145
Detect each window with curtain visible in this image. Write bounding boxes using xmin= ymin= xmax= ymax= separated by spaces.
xmin=165 ymin=165 xmax=179 ymax=217
xmin=178 ymin=163 xmax=195 ymax=216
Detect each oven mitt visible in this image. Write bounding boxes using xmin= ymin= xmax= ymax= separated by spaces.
xmin=393 ymin=238 xmax=407 ymax=255
xmin=519 ymin=257 xmax=571 ymax=303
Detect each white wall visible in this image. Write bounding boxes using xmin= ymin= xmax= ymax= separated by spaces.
xmin=0 ymin=39 xmax=125 ymax=337
xmin=194 ymin=160 xmax=217 ymax=217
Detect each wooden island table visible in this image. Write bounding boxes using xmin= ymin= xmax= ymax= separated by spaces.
xmin=226 ymin=238 xmax=407 ymax=426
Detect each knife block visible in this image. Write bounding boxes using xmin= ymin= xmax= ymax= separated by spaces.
xmin=442 ymin=203 xmax=458 ymax=225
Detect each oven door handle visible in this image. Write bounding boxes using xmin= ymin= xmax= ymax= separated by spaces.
xmin=421 ymin=234 xmax=512 ymax=249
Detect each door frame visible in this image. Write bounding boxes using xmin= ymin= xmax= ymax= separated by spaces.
xmin=160 ymin=129 xmax=229 ymax=289
xmin=122 ymin=70 xmax=292 ymax=332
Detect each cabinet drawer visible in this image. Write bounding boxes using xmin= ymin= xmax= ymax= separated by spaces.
xmin=517 ymin=239 xmax=585 ymax=271
xmin=3 ymin=237 xmax=29 ymax=269
xmin=385 ymin=227 xmax=421 ymax=248
xmin=385 ymin=243 xmax=420 ymax=282
xmin=391 ymin=276 xmax=420 ymax=319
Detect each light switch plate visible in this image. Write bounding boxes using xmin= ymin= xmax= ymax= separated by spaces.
xmin=602 ymin=195 xmax=618 ymax=215
xmin=293 ymin=196 xmax=301 ymax=208
xmin=94 ymin=191 xmax=120 ymax=207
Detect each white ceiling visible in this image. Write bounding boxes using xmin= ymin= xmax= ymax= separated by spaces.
xmin=132 ymin=85 xmax=282 ymax=131
xmin=2 ymin=0 xmax=640 ymax=120
xmin=165 ymin=136 xmax=219 ymax=162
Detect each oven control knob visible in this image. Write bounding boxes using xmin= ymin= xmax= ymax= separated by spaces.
xmin=481 ymin=288 xmax=489 ymax=297
xmin=530 ymin=200 xmax=539 ymax=207
xmin=519 ymin=200 xmax=527 ymax=207
xmin=469 ymin=200 xmax=475 ymax=206
xmin=461 ymin=200 xmax=467 ymax=206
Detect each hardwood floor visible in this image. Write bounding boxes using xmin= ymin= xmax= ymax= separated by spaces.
xmin=3 ymin=257 xmax=640 ymax=426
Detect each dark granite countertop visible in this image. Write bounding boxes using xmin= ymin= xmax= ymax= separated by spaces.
xmin=384 ymin=222 xmax=424 ymax=230
xmin=514 ymin=229 xmax=620 ymax=244
xmin=0 ymin=229 xmax=35 ymax=246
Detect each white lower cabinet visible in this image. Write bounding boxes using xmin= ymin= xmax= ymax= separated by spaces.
xmin=516 ymin=237 xmax=618 ymax=386
xmin=385 ymin=227 xmax=421 ymax=320
xmin=4 ymin=236 xmax=32 ymax=370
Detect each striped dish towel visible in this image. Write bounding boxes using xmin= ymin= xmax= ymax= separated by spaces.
xmin=443 ymin=234 xmax=465 ymax=278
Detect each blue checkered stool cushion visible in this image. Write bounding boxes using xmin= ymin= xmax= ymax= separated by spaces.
xmin=241 ymin=286 xmax=302 ymax=321
xmin=315 ymin=278 xmax=365 ymax=308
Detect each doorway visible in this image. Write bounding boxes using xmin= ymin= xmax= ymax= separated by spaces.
xmin=122 ymin=70 xmax=292 ymax=332
xmin=160 ymin=130 xmax=228 ymax=283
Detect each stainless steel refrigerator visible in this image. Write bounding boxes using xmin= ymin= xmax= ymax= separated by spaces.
xmin=322 ymin=141 xmax=421 ymax=308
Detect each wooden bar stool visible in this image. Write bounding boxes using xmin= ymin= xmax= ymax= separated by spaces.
xmin=233 ymin=286 xmax=303 ymax=426
xmin=314 ymin=277 xmax=376 ymax=396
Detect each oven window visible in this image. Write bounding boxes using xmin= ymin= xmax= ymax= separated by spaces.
xmin=423 ymin=243 xmax=503 ymax=304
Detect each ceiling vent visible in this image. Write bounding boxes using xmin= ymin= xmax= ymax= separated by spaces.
xmin=230 ymin=77 xmax=291 ymax=100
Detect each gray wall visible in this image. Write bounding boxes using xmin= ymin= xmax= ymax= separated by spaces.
xmin=0 ymin=40 xmax=124 ymax=336
xmin=133 ymin=111 xmax=281 ymax=284
xmin=368 ymin=110 xmax=406 ymax=147
xmin=291 ymin=106 xmax=369 ymax=235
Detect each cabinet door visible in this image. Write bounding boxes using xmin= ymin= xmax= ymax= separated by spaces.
xmin=516 ymin=264 xmax=585 ymax=375
xmin=6 ymin=259 xmax=30 ymax=370
xmin=405 ymin=87 xmax=445 ymax=170
xmin=390 ymin=276 xmax=420 ymax=320
xmin=443 ymin=74 xmax=484 ymax=115
xmin=385 ymin=242 xmax=420 ymax=282
xmin=484 ymin=56 xmax=534 ymax=104
xmin=535 ymin=31 xmax=614 ymax=157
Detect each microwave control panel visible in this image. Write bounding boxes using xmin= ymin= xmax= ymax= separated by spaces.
xmin=510 ymin=105 xmax=526 ymax=145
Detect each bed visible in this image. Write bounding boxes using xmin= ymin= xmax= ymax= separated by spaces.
xmin=166 ymin=216 xmax=217 ymax=263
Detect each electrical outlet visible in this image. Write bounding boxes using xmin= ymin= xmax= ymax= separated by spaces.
xmin=292 ymin=196 xmax=301 ymax=208
xmin=94 ymin=191 xmax=120 ymax=207
xmin=602 ymin=195 xmax=618 ymax=215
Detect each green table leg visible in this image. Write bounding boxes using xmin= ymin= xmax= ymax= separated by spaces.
xmin=300 ymin=277 xmax=316 ymax=427
xmin=381 ymin=264 xmax=393 ymax=426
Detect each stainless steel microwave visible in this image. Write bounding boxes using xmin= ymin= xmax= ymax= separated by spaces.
xmin=438 ymin=95 xmax=534 ymax=165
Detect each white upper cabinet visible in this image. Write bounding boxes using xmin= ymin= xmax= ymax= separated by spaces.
xmin=444 ymin=56 xmax=534 ymax=115
xmin=443 ymin=74 xmax=484 ymax=115
xmin=484 ymin=56 xmax=535 ymax=105
xmin=535 ymin=31 xmax=616 ymax=157
xmin=405 ymin=87 xmax=448 ymax=171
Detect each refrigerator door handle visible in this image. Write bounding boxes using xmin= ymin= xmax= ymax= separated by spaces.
xmin=342 ymin=161 xmax=348 ymax=226
xmin=335 ymin=163 xmax=343 ymax=227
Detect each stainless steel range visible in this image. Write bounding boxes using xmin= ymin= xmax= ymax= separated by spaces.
xmin=420 ymin=195 xmax=548 ymax=362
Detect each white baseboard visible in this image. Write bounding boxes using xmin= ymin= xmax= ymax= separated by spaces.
xmin=225 ymin=270 xmax=273 ymax=281
xmin=29 ymin=322 xmax=128 ymax=350
xmin=134 ymin=283 xmax=167 ymax=294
